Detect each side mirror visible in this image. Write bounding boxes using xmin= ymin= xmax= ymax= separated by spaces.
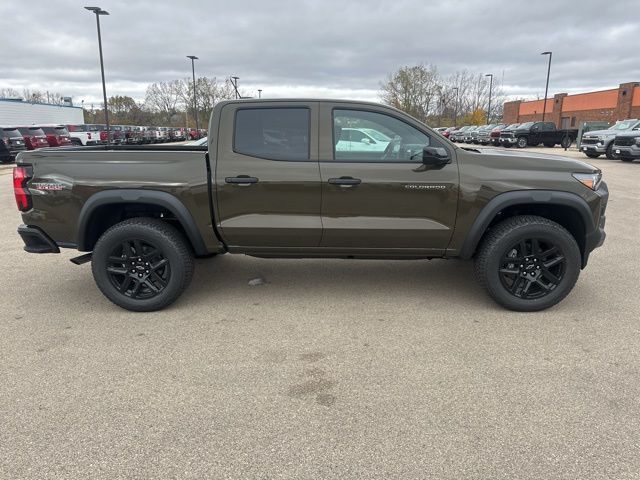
xmin=422 ymin=146 xmax=450 ymax=166
xmin=361 ymin=137 xmax=372 ymax=145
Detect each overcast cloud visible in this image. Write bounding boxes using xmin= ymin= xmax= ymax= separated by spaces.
xmin=1 ymin=0 xmax=638 ymax=105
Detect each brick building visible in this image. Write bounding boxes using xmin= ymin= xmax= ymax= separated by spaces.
xmin=503 ymin=82 xmax=640 ymax=128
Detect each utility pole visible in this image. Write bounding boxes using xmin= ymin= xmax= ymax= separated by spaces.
xmin=186 ymin=56 xmax=199 ymax=133
xmin=485 ymin=73 xmax=493 ymax=123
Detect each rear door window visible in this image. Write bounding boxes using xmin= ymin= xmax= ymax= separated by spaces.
xmin=234 ymin=108 xmax=310 ymax=161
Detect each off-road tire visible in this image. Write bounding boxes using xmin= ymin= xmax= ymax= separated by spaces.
xmin=475 ymin=215 xmax=581 ymax=312
xmin=92 ymin=218 xmax=194 ymax=312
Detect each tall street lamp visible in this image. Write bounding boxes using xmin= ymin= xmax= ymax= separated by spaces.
xmin=541 ymin=51 xmax=553 ymax=121
xmin=258 ymin=89 xmax=262 ymax=98
xmin=186 ymin=56 xmax=199 ymax=133
xmin=84 ymin=6 xmax=110 ymax=145
xmin=452 ymin=87 xmax=459 ymax=127
xmin=485 ymin=73 xmax=493 ymax=123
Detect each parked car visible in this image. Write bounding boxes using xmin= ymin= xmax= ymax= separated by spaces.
xmin=67 ymin=124 xmax=100 ymax=146
xmin=140 ymin=126 xmax=155 ymax=144
xmin=17 ymin=126 xmax=50 ymax=150
xmin=611 ymin=131 xmax=640 ymax=162
xmin=14 ymin=98 xmax=607 ymax=313
xmin=336 ymin=127 xmax=391 ymax=153
xmin=109 ymin=125 xmax=125 ymax=144
xmin=442 ymin=127 xmax=457 ymax=139
xmin=476 ymin=124 xmax=502 ymax=145
xmin=463 ymin=126 xmax=480 ymax=143
xmin=500 ymin=121 xmax=577 ymax=148
xmin=0 ymin=126 xmax=27 ymax=163
xmin=86 ymin=124 xmax=108 ymax=144
xmin=580 ymin=119 xmax=640 ymax=159
xmin=450 ymin=126 xmax=470 ymax=142
xmin=491 ymin=124 xmax=519 ymax=146
xmin=38 ymin=125 xmax=72 ymax=147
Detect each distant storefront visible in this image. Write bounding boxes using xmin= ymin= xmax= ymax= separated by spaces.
xmin=0 ymin=98 xmax=84 ymax=125
xmin=503 ymin=82 xmax=640 ymax=128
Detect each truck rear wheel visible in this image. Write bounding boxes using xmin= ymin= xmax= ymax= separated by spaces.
xmin=91 ymin=218 xmax=194 ymax=312
xmin=560 ymin=136 xmax=572 ymax=149
xmin=474 ymin=215 xmax=581 ymax=312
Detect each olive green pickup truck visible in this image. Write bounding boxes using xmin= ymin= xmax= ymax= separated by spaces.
xmin=14 ymin=99 xmax=608 ymax=312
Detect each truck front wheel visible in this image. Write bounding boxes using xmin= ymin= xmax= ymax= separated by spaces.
xmin=516 ymin=137 xmax=528 ymax=148
xmin=474 ymin=215 xmax=581 ymax=312
xmin=91 ymin=218 xmax=194 ymax=312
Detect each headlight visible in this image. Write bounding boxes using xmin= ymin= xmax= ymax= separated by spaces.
xmin=635 ymin=137 xmax=640 ymax=146
xmin=573 ymin=172 xmax=602 ymax=190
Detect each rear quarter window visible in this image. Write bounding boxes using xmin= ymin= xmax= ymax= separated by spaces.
xmin=233 ymin=108 xmax=310 ymax=161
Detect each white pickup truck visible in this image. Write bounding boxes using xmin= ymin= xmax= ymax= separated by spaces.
xmin=66 ymin=124 xmax=101 ymax=146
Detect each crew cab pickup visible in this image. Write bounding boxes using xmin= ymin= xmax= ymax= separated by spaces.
xmin=611 ymin=131 xmax=640 ymax=162
xmin=14 ymin=99 xmax=608 ymax=312
xmin=500 ymin=121 xmax=578 ymax=149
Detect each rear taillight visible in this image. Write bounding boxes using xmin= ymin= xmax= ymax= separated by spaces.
xmin=13 ymin=165 xmax=33 ymax=212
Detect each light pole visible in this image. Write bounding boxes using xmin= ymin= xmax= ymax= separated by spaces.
xmin=485 ymin=73 xmax=493 ymax=123
xmin=186 ymin=55 xmax=199 ymax=134
xmin=452 ymin=87 xmax=459 ymax=127
xmin=258 ymin=89 xmax=262 ymax=99
xmin=231 ymin=76 xmax=240 ymax=99
xmin=541 ymin=51 xmax=552 ymax=121
xmin=84 ymin=6 xmax=110 ymax=145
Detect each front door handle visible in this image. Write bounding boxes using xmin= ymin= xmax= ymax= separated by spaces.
xmin=328 ymin=176 xmax=361 ymax=186
xmin=225 ymin=175 xmax=259 ymax=185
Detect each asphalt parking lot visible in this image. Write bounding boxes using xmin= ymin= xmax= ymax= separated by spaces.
xmin=1 ymin=148 xmax=639 ymax=479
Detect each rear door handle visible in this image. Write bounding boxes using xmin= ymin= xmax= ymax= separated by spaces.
xmin=328 ymin=176 xmax=361 ymax=186
xmin=225 ymin=175 xmax=259 ymax=185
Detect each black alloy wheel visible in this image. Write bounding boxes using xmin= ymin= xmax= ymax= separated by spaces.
xmin=498 ymin=238 xmax=565 ymax=300
xmin=106 ymin=239 xmax=170 ymax=300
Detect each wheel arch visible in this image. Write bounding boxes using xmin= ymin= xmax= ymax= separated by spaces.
xmin=77 ymin=189 xmax=208 ymax=256
xmin=460 ymin=190 xmax=595 ymax=264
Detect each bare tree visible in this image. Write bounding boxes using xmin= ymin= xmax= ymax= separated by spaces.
xmin=144 ymin=80 xmax=182 ymax=120
xmin=380 ymin=64 xmax=440 ymax=123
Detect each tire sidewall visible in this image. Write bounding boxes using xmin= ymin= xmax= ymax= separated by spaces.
xmin=92 ymin=222 xmax=189 ymax=311
xmin=482 ymin=224 xmax=581 ymax=311
xmin=517 ymin=137 xmax=527 ymax=148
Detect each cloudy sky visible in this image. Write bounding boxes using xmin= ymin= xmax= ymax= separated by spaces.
xmin=1 ymin=0 xmax=638 ymax=106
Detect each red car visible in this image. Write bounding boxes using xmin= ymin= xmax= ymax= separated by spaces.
xmin=17 ymin=126 xmax=50 ymax=150
xmin=38 ymin=125 xmax=73 ymax=147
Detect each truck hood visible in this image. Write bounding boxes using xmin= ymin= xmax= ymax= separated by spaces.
xmin=582 ymin=128 xmax=619 ymax=137
xmin=612 ymin=131 xmax=640 ymax=138
xmin=460 ymin=147 xmax=598 ymax=174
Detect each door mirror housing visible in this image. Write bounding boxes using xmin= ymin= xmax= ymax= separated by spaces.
xmin=422 ymin=146 xmax=450 ymax=166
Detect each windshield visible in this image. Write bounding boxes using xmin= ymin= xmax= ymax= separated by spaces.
xmin=67 ymin=124 xmax=87 ymax=132
xmin=1 ymin=128 xmax=22 ymax=139
xmin=18 ymin=127 xmax=45 ymax=136
xmin=612 ymin=120 xmax=639 ymax=130
xmin=517 ymin=122 xmax=534 ymax=129
xmin=506 ymin=124 xmax=520 ymax=129
xmin=87 ymin=124 xmax=105 ymax=131
xmin=41 ymin=126 xmax=69 ymax=135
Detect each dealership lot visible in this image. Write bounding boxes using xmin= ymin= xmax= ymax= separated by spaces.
xmin=1 ymin=151 xmax=639 ymax=478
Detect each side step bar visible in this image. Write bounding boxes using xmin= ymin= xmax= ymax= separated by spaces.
xmin=70 ymin=253 xmax=92 ymax=265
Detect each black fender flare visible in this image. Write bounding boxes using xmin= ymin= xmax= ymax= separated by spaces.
xmin=77 ymin=189 xmax=208 ymax=256
xmin=459 ymin=190 xmax=595 ymax=260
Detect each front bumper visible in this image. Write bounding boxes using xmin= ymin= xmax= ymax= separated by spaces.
xmin=17 ymin=225 xmax=60 ymax=254
xmin=613 ymin=146 xmax=640 ymax=160
xmin=581 ymin=143 xmax=606 ymax=154
xmin=582 ymin=182 xmax=609 ymax=268
xmin=499 ymin=137 xmax=517 ymax=144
